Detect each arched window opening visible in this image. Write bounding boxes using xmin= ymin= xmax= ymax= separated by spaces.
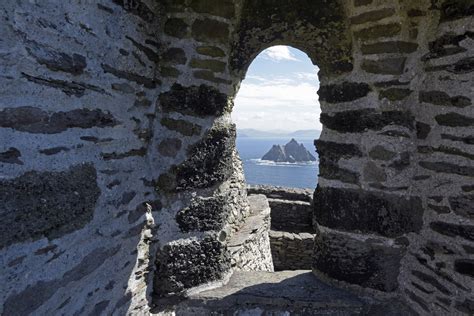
xmin=232 ymin=45 xmax=321 ymax=272
xmin=233 ymin=46 xmax=321 ymax=190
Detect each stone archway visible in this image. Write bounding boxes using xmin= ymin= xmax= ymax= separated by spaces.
xmin=155 ymin=1 xmax=473 ymax=315
xmin=2 ymin=1 xmax=472 ymax=315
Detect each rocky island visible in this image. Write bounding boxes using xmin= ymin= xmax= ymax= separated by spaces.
xmin=262 ymin=139 xmax=316 ymax=163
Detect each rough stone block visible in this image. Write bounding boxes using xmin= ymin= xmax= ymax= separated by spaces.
xmin=354 ymin=23 xmax=401 ymax=40
xmin=160 ymin=117 xmax=202 ymax=136
xmin=154 ymin=236 xmax=230 ymax=296
xmin=0 ymin=106 xmax=117 ymax=134
xmin=190 ymin=58 xmax=226 ymax=72
xmin=354 ymin=0 xmax=372 ymax=7
xmin=0 ymin=147 xmax=23 ymax=164
xmin=350 ymin=8 xmax=395 ymax=25
xmin=439 ymin=0 xmax=474 ymax=22
xmin=419 ymin=161 xmax=474 ymax=177
xmin=449 ymin=195 xmax=474 ymax=219
xmin=162 ymin=48 xmax=187 ymax=64
xmin=176 ymin=195 xmax=228 ymax=232
xmin=314 ymin=186 xmax=423 ymax=237
xmin=319 ymin=161 xmax=360 ymax=184
xmin=430 ymin=221 xmax=474 ymax=241
xmin=159 ymin=83 xmax=229 ymax=117
xmin=196 ymin=46 xmax=226 ymax=57
xmin=435 ymin=113 xmax=474 ymax=127
xmin=158 ymin=138 xmax=182 ymax=157
xmin=416 ymin=121 xmax=431 ymax=139
xmin=0 ymin=164 xmax=99 ymax=248
xmin=158 ymin=125 xmax=235 ymax=192
xmin=313 ymin=229 xmax=405 ymax=292
xmin=189 ymin=0 xmax=235 ymax=19
xmin=164 ymin=18 xmax=188 ymax=38
xmin=361 ymin=41 xmax=418 ymax=55
xmin=193 ymin=70 xmax=231 ymax=84
xmin=420 ymin=91 xmax=471 ymax=108
xmin=362 ymin=57 xmax=406 ymax=75
xmin=26 ymin=40 xmax=87 ymax=75
xmin=112 ymin=0 xmax=155 ymax=22
xmin=192 ymin=18 xmax=229 ymax=44
xmin=318 ymin=82 xmax=371 ymax=103
xmin=379 ymin=88 xmax=412 ymax=101
xmin=423 ymin=31 xmax=472 ymax=61
xmin=320 ymin=109 xmax=414 ymax=133
xmin=369 ymin=145 xmax=396 ymax=161
xmin=315 ymin=140 xmax=363 ymax=160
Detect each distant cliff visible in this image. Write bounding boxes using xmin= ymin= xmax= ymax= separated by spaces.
xmin=262 ymin=139 xmax=316 ymax=163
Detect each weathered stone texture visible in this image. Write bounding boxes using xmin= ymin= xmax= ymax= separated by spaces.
xmin=318 ymin=82 xmax=371 ymax=103
xmin=228 ymin=195 xmax=273 ymax=272
xmin=176 ymin=195 xmax=229 ymax=232
xmin=314 ymin=187 xmax=423 ymax=237
xmin=154 ymin=236 xmax=231 ymax=296
xmin=321 ymin=109 xmax=414 ymax=133
xmin=0 ymin=164 xmax=99 ymax=248
xmin=314 ymin=229 xmax=405 ymax=292
xmin=269 ymin=199 xmax=314 ymax=233
xmin=159 ymin=84 xmax=230 ymax=117
xmin=270 ymin=231 xmax=314 ymax=271
xmin=3 ymin=245 xmax=121 ymax=315
xmin=0 ymin=107 xmax=118 ymax=134
xmin=158 ymin=125 xmax=235 ymax=192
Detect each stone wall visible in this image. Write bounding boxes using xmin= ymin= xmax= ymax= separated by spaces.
xmin=269 ymin=231 xmax=315 ymax=271
xmin=248 ymin=185 xmax=314 ymax=233
xmin=312 ymin=2 xmax=474 ymax=315
xmin=228 ymin=195 xmax=274 ymax=272
xmin=1 ymin=1 xmax=473 ymax=315
xmin=248 ymin=185 xmax=316 ymax=271
xmin=1 ymin=1 xmax=165 ymax=315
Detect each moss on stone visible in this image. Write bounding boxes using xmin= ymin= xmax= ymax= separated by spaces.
xmin=160 ymin=66 xmax=181 ymax=78
xmin=192 ymin=18 xmax=229 ymax=44
xmin=379 ymin=88 xmax=413 ymax=101
xmin=194 ymin=70 xmax=231 ymax=84
xmin=197 ymin=46 xmax=226 ymax=57
xmin=354 ymin=23 xmax=401 ymax=40
xmin=164 ymin=18 xmax=188 ymax=38
xmin=161 ymin=117 xmax=202 ymax=136
xmin=189 ymin=0 xmax=235 ymax=19
xmin=162 ymin=48 xmax=187 ymax=64
xmin=190 ymin=58 xmax=226 ymax=72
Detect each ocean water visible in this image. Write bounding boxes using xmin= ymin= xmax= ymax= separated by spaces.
xmin=236 ymin=137 xmax=319 ymax=189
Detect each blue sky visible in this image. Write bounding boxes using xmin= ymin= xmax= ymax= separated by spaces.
xmin=232 ymin=46 xmax=321 ymax=132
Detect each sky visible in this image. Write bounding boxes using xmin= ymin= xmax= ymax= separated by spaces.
xmin=232 ymin=46 xmax=321 ymax=132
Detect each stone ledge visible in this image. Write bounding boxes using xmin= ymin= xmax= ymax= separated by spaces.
xmin=228 ymin=195 xmax=273 ymax=272
xmin=247 ymin=185 xmax=313 ymax=202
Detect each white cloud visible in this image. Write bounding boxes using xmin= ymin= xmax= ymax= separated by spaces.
xmin=262 ymin=46 xmax=300 ymax=62
xmin=233 ymin=77 xmax=321 ymax=131
xmin=232 ymin=46 xmax=321 ymax=131
xmin=295 ymin=72 xmax=320 ymax=83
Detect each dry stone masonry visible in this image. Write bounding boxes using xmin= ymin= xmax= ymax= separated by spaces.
xmin=0 ymin=0 xmax=473 ymax=315
xmin=248 ymin=185 xmax=316 ymax=271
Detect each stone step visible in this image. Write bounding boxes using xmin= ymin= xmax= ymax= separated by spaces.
xmin=163 ymin=270 xmax=414 ymax=315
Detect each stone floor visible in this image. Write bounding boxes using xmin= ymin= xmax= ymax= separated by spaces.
xmin=154 ymin=270 xmax=415 ymax=315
